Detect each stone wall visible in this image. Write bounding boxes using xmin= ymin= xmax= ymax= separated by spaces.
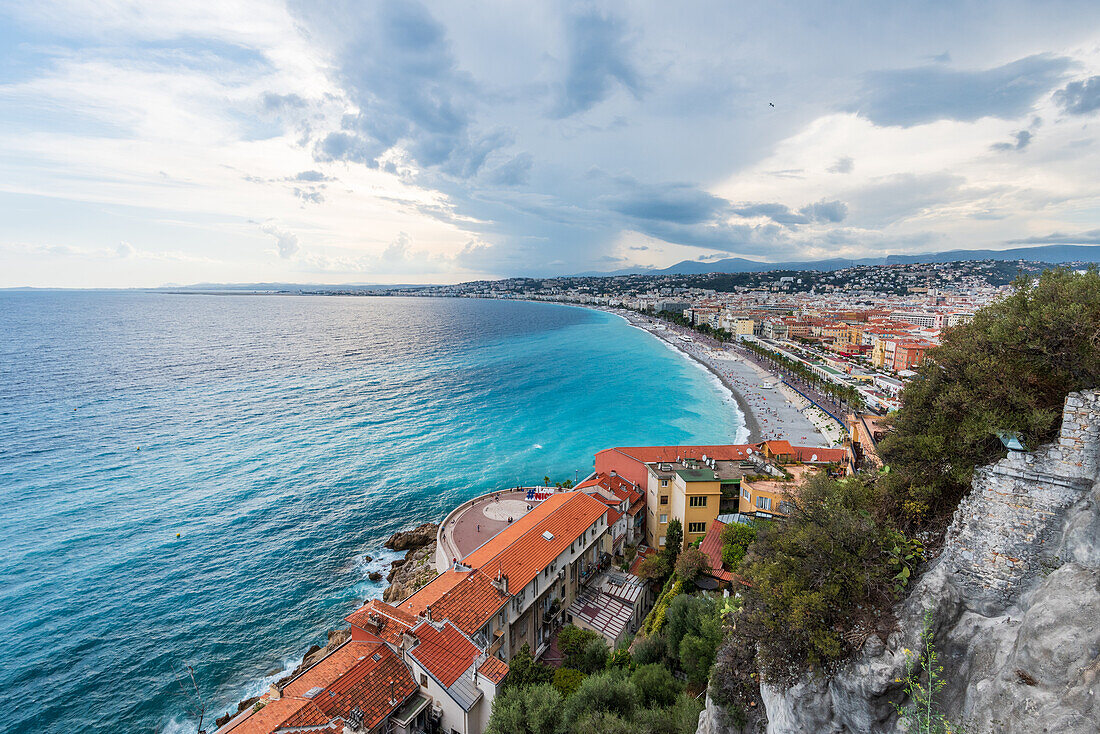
xmin=940 ymin=390 xmax=1100 ymax=613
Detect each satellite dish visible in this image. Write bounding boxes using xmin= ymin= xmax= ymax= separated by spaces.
xmin=746 ymin=448 xmax=753 ymax=455
xmin=811 ymin=454 xmax=818 ymax=462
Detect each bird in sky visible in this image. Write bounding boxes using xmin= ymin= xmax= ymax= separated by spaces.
xmin=769 ymin=102 xmax=775 ymax=107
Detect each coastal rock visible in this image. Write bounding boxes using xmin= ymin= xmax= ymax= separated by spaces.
xmin=369 ymin=571 xmax=382 ymax=582
xmin=384 ymin=523 xmax=438 ymax=552
xmin=701 ymin=390 xmax=1100 ymax=734
xmin=383 ymin=542 xmax=438 ymax=603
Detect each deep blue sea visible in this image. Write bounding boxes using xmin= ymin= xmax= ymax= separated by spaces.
xmin=0 ymin=293 xmax=743 ymax=733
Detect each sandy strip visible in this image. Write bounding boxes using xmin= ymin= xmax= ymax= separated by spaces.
xmin=604 ymin=309 xmax=834 ymax=447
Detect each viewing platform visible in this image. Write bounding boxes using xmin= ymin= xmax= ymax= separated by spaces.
xmin=434 ymin=487 xmax=559 ymax=572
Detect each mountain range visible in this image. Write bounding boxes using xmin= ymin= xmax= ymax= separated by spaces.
xmin=579 ymin=244 xmax=1100 ymax=277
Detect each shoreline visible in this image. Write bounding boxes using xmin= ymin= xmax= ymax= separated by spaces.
xmin=594 ymin=306 xmax=836 ymax=447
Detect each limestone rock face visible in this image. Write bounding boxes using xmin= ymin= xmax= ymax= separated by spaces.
xmin=384 ymin=522 xmax=438 ymax=552
xmin=701 ymin=390 xmax=1100 ymax=734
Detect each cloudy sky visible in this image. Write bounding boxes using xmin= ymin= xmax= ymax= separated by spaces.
xmin=3 ymin=1 xmax=1100 ymax=287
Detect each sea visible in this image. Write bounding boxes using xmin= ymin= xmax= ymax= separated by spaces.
xmin=0 ymin=292 xmax=745 ymax=733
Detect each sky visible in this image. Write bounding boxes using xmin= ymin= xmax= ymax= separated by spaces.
xmin=2 ymin=1 xmax=1100 ymax=287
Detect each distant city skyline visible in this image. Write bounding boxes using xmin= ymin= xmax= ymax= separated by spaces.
xmin=3 ymin=1 xmax=1100 ymax=287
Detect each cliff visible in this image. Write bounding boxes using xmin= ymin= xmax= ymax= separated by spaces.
xmin=700 ymin=390 xmax=1100 ymax=734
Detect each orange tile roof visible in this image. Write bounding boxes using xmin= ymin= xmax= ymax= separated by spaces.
xmin=396 ymin=569 xmax=464 ymax=611
xmin=228 ymin=640 xmax=415 ymax=734
xmin=345 ymin=600 xmax=418 ymax=647
xmin=406 ymin=569 xmax=508 ymax=637
xmin=698 ymin=520 xmax=733 ymax=582
xmin=462 ymin=492 xmax=608 ymax=591
xmin=408 ymin=621 xmax=480 ymax=688
xmin=477 ymin=656 xmax=509 ymax=684
xmin=606 ymin=507 xmax=623 ymax=525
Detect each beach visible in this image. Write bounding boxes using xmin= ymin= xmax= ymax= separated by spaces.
xmin=607 ymin=308 xmax=842 ymax=447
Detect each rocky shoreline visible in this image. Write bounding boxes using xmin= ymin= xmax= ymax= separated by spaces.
xmin=214 ymin=522 xmax=440 ymax=730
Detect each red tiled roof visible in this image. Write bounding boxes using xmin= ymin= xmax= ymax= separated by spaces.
xmin=477 ymin=656 xmax=509 ymax=684
xmin=698 ymin=520 xmax=733 ymax=582
xmin=628 ymin=547 xmax=656 ymax=576
xmin=404 ymin=569 xmax=508 ymax=637
xmin=462 ymin=492 xmax=608 ymax=591
xmin=228 ymin=640 xmax=415 ymax=734
xmin=396 ymin=569 xmax=464 ymax=611
xmin=408 ymin=621 xmax=480 ymax=688
xmin=628 ymin=502 xmax=645 ymax=517
xmin=345 ymin=600 xmax=418 ymax=647
xmin=606 ymin=507 xmax=623 ymax=525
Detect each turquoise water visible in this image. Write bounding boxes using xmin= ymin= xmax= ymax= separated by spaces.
xmin=0 ymin=293 xmax=743 ymax=733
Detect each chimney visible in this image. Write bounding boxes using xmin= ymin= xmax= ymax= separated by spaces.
xmin=609 ymin=470 xmax=617 ymax=477
xmin=425 ymin=604 xmax=432 ymax=622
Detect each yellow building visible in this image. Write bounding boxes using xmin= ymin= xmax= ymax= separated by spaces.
xmin=735 ymin=318 xmax=757 ymax=337
xmin=644 ymin=458 xmax=736 ymax=549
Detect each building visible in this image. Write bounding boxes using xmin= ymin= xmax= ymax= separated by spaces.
xmin=574 ymin=471 xmax=646 ymax=552
xmin=594 ymin=442 xmax=846 ymax=551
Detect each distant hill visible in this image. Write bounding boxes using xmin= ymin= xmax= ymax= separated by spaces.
xmin=580 ymin=244 xmax=1100 ymax=277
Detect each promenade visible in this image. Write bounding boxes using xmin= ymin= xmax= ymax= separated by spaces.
xmin=613 ymin=310 xmax=840 ymax=447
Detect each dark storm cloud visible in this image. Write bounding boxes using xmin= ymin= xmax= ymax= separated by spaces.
xmin=604 ymin=183 xmax=726 ymax=224
xmin=298 ymin=0 xmax=507 ymax=177
xmin=552 ymin=10 xmax=644 ymax=118
xmin=1054 ymin=76 xmax=1100 ymax=115
xmin=855 ymin=54 xmax=1070 ymax=127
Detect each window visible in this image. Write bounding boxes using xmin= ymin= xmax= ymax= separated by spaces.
xmin=660 ymin=478 xmax=669 ymax=487
xmin=420 ymin=673 xmax=428 ymax=687
xmin=660 ymin=514 xmax=668 ymax=523
xmin=741 ymin=487 xmax=750 ymax=500
xmin=689 ymin=495 xmax=707 ymax=507
xmin=659 ymin=495 xmax=668 ymax=505
xmin=757 ymin=496 xmax=772 ymax=511
xmin=688 ymin=522 xmax=706 ymax=534
xmin=658 ymin=535 xmax=666 ymax=546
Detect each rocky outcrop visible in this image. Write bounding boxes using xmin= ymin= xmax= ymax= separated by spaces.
xmin=702 ymin=390 xmax=1100 ymax=734
xmin=383 ymin=541 xmax=438 ymax=603
xmin=384 ymin=523 xmax=438 ymax=552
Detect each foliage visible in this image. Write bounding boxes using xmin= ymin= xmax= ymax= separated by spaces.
xmin=636 ymin=554 xmax=670 ymax=581
xmin=719 ymin=521 xmax=756 ymax=570
xmin=632 ymin=635 xmax=667 ymax=666
xmin=674 ymin=547 xmax=711 ymax=583
xmin=579 ymin=636 xmax=610 ymax=674
xmin=736 ymin=473 xmax=908 ymax=684
xmin=642 ymin=578 xmax=684 ymax=636
xmin=485 ymin=683 xmax=562 ymax=734
xmin=665 ymin=594 xmax=724 ymax=686
xmin=560 ymin=670 xmax=641 ymax=728
xmin=894 ymin=611 xmax=962 ymax=734
xmin=504 ymin=643 xmax=553 ymax=689
xmin=552 ymin=667 xmax=586 ymax=698
xmin=662 ymin=519 xmax=683 ymax=567
xmin=879 ymin=267 xmax=1100 ymax=523
xmin=633 ymin=695 xmax=704 ymax=734
xmin=631 ymin=663 xmax=682 ymax=708
xmin=606 ymin=647 xmax=632 ymax=670
xmin=557 ymin=625 xmax=603 ymax=670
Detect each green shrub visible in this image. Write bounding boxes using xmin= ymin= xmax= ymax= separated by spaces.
xmin=560 ymin=670 xmax=640 ymax=729
xmin=504 ymin=643 xmax=553 ymax=689
xmin=606 ymin=647 xmax=632 ymax=670
xmin=485 ymin=683 xmax=562 ymax=734
xmin=631 ymin=663 xmax=682 ymax=707
xmin=719 ymin=521 xmax=756 ymax=570
xmin=632 ymin=635 xmax=667 ymax=666
xmin=579 ymin=637 xmax=610 ymax=673
xmin=558 ymin=625 xmax=602 ymax=669
xmin=551 ymin=667 xmax=585 ymax=698
xmin=674 ymin=547 xmax=711 ymax=583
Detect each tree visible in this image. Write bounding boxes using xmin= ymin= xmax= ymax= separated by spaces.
xmin=719 ymin=521 xmax=756 ymax=570
xmin=552 ymin=667 xmax=586 ymax=697
xmin=606 ymin=647 xmax=632 ymax=670
xmin=505 ymin=643 xmax=553 ymax=689
xmin=636 ymin=554 xmax=669 ymax=581
xmin=737 ymin=473 xmax=904 ymax=684
xmin=560 ymin=671 xmax=640 ymax=730
xmin=662 ymin=518 xmax=683 ymax=567
xmin=631 ymin=663 xmax=682 ymax=708
xmin=557 ymin=625 xmax=602 ymax=669
xmin=879 ymin=267 xmax=1100 ymax=523
xmin=579 ymin=637 xmax=610 ymax=674
xmin=486 ymin=683 xmax=562 ymax=734
xmin=674 ymin=547 xmax=711 ymax=583
xmin=665 ymin=594 xmax=724 ymax=685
